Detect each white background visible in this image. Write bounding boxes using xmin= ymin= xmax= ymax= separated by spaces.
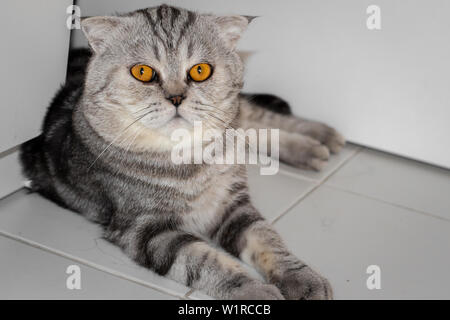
xmin=0 ymin=1 xmax=72 ymax=152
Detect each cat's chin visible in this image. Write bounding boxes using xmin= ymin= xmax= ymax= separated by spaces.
xmin=157 ymin=116 xmax=194 ymax=136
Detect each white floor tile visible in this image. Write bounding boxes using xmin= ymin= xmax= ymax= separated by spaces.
xmin=274 ymin=186 xmax=450 ymax=299
xmin=278 ymin=144 xmax=361 ymax=181
xmin=0 ymin=190 xmax=190 ymax=298
xmin=0 ymin=235 xmax=177 ymax=299
xmin=247 ymin=165 xmax=316 ymax=221
xmin=326 ymin=149 xmax=450 ymax=220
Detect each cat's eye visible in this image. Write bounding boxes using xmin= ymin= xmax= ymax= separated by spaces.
xmin=189 ymin=63 xmax=212 ymax=82
xmin=130 ymin=64 xmax=156 ymax=83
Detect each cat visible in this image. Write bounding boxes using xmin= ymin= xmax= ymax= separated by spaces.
xmin=20 ymin=5 xmax=344 ymax=299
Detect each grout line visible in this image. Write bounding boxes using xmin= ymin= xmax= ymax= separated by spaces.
xmin=268 ymin=181 xmax=319 ymax=224
xmin=270 ymin=182 xmax=320 ymax=225
xmin=269 ymin=182 xmax=319 ymax=225
xmin=0 ymin=187 xmax=26 ymax=203
xmin=184 ymin=289 xmax=195 ymax=299
xmin=276 ymin=167 xmax=318 ymax=182
xmin=317 ymin=147 xmax=364 ymax=184
xmin=325 ymin=183 xmax=450 ymax=224
xmin=270 ymin=147 xmax=363 ymax=225
xmin=0 ymin=230 xmax=187 ymax=299
xmin=0 ymin=144 xmax=20 ymax=159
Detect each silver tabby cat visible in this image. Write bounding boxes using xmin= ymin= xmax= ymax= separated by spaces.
xmin=21 ymin=5 xmax=345 ymax=299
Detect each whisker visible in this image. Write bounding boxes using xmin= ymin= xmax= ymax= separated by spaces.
xmin=86 ymin=110 xmax=154 ymax=171
xmin=132 ymin=102 xmax=160 ymax=115
xmin=194 ymin=101 xmax=230 ymax=114
xmin=193 ymin=101 xmax=261 ymax=152
xmin=193 ymin=110 xmax=251 ymax=151
xmin=117 ymin=126 xmax=144 ymax=168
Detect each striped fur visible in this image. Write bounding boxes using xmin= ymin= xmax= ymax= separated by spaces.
xmin=19 ymin=5 xmax=342 ymax=299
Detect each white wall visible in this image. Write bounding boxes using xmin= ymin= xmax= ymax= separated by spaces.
xmin=0 ymin=1 xmax=72 ymax=197
xmin=72 ymin=0 xmax=450 ymax=169
xmin=0 ymin=1 xmax=72 ymax=152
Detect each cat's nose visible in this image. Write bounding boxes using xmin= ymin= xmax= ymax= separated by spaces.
xmin=167 ymin=95 xmax=184 ymax=107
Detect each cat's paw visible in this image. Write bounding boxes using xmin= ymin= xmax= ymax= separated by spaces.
xmin=297 ymin=122 xmax=345 ymax=154
xmin=305 ymin=144 xmax=330 ymax=171
xmin=325 ymin=129 xmax=345 ymax=154
xmin=230 ymin=281 xmax=285 ymax=300
xmin=276 ymin=266 xmax=333 ymax=300
xmin=282 ymin=136 xmax=330 ymax=171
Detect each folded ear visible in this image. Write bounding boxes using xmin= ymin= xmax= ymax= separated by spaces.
xmin=214 ymin=15 xmax=256 ymax=50
xmin=81 ymin=16 xmax=123 ymax=53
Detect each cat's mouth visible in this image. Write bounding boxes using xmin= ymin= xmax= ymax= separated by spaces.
xmin=166 ymin=113 xmax=192 ymax=127
xmin=153 ymin=105 xmax=198 ymax=131
xmin=173 ymin=107 xmax=195 ymax=125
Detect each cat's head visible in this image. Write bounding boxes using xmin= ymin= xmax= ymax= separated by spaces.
xmin=80 ymin=5 xmax=252 ymax=151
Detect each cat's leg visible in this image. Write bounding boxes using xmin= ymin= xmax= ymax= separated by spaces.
xmin=211 ymin=201 xmax=332 ymax=300
xmin=111 ymin=219 xmax=284 ymax=300
xmin=240 ymin=220 xmax=333 ymax=300
xmin=239 ymin=97 xmax=345 ymax=154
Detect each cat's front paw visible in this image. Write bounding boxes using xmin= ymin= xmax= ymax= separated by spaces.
xmin=282 ymin=136 xmax=330 ymax=171
xmin=323 ymin=128 xmax=345 ymax=154
xmin=230 ymin=281 xmax=285 ymax=300
xmin=276 ymin=266 xmax=333 ymax=300
xmin=297 ymin=122 xmax=345 ymax=154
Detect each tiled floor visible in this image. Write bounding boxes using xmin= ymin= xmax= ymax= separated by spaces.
xmin=1 ymin=143 xmax=449 ymax=299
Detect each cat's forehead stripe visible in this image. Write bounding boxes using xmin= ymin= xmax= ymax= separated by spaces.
xmin=137 ymin=6 xmax=197 ymax=53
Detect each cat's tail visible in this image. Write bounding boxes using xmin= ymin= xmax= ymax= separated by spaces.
xmin=19 ymin=135 xmax=69 ymax=208
xmin=239 ymin=93 xmax=292 ymax=115
xmin=19 ymin=135 xmax=46 ymax=192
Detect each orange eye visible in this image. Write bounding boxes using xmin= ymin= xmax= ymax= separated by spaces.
xmin=130 ymin=64 xmax=156 ymax=82
xmin=189 ymin=63 xmax=212 ymax=82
